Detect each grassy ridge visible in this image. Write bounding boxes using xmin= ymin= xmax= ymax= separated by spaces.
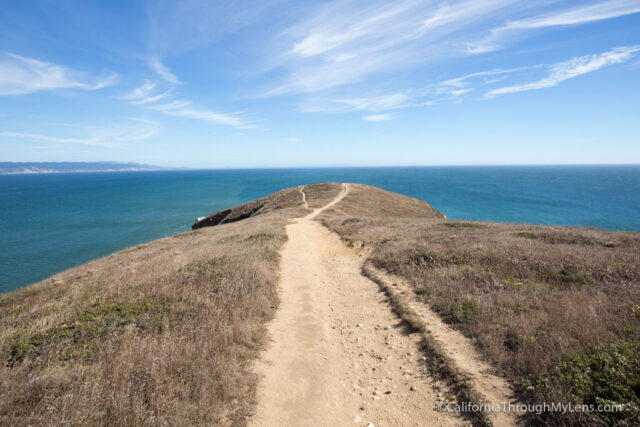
xmin=0 ymin=186 xmax=338 ymax=425
xmin=318 ymin=185 xmax=640 ymax=425
xmin=3 ymin=182 xmax=638 ymax=425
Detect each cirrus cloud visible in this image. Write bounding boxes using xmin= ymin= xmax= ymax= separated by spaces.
xmin=486 ymin=45 xmax=640 ymax=97
xmin=363 ymin=113 xmax=392 ymax=121
xmin=468 ymin=0 xmax=640 ymax=54
xmin=0 ymin=119 xmax=158 ymax=148
xmin=123 ymin=80 xmax=255 ymax=129
xmin=0 ymin=53 xmax=116 ymax=95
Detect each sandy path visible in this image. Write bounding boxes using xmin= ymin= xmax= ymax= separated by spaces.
xmin=251 ymin=185 xmax=463 ymax=426
xmin=365 ymin=268 xmax=521 ymax=427
xmin=299 ymin=186 xmax=309 ymax=208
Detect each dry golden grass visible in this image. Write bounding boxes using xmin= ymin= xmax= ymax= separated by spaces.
xmin=318 ymin=185 xmax=640 ymax=425
xmin=301 ymin=182 xmax=343 ymax=208
xmin=321 ymin=183 xmax=445 ymax=220
xmin=192 ymin=186 xmax=304 ymax=229
xmin=4 ymin=182 xmax=638 ymax=425
xmin=0 ymin=187 xmax=313 ymax=426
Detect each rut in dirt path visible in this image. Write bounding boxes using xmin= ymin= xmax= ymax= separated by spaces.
xmin=251 ymin=184 xmax=462 ymax=427
xmin=299 ymin=186 xmax=309 ymax=209
xmin=251 ymin=184 xmax=519 ymax=426
xmin=364 ymin=267 xmax=521 ymax=427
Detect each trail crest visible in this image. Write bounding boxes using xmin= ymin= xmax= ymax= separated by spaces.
xmin=252 ymin=183 xmax=516 ymax=426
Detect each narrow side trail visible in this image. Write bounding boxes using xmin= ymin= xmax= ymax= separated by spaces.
xmin=251 ymin=185 xmax=463 ymax=426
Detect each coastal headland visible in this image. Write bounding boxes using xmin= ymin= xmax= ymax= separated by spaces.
xmin=1 ymin=183 xmax=638 ymax=425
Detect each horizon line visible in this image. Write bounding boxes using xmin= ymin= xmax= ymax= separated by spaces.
xmin=2 ymin=161 xmax=640 ymax=174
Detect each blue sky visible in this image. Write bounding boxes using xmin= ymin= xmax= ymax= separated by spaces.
xmin=1 ymin=0 xmax=639 ymax=168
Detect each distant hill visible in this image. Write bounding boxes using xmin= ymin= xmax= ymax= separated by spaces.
xmin=0 ymin=161 xmax=164 ymax=174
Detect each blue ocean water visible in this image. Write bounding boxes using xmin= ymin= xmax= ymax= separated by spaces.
xmin=1 ymin=166 xmax=639 ymax=293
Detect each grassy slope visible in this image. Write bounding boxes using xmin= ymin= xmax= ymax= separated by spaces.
xmin=3 ymin=182 xmax=638 ymax=425
xmin=318 ymin=184 xmax=640 ymax=425
xmin=0 ymin=184 xmax=340 ymax=426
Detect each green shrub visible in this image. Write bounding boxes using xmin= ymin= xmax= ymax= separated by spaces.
xmin=517 ymin=231 xmax=536 ymax=239
xmin=416 ymin=250 xmax=471 ymax=267
xmin=525 ymin=343 xmax=640 ymax=424
xmin=558 ymin=266 xmax=596 ymax=285
xmin=6 ymin=299 xmax=167 ymax=365
xmin=434 ymin=299 xmax=480 ymax=326
xmin=243 ymin=231 xmax=275 ymax=242
xmin=415 ymin=287 xmax=431 ymax=297
xmin=443 ymin=222 xmax=482 ymax=228
xmin=504 ymin=276 xmax=553 ymax=292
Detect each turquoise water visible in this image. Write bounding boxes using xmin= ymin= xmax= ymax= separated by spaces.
xmin=1 ymin=166 xmax=639 ymax=293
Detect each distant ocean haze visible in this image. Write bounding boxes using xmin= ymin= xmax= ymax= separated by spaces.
xmin=0 ymin=161 xmax=163 ymax=174
xmin=1 ymin=165 xmax=638 ymax=293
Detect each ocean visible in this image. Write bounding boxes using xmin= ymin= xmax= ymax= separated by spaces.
xmin=1 ymin=165 xmax=639 ymax=293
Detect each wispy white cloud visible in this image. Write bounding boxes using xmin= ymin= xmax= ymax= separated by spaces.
xmin=289 ymin=0 xmax=418 ymax=58
xmin=486 ymin=45 xmax=640 ymax=97
xmin=0 ymin=131 xmax=118 ymax=147
xmin=363 ymin=113 xmax=392 ymax=121
xmin=149 ymin=58 xmax=181 ymax=84
xmin=299 ymin=92 xmax=417 ymax=114
xmin=420 ymin=66 xmax=535 ymax=98
xmin=339 ymin=92 xmax=412 ymax=112
xmin=0 ymin=119 xmax=157 ymax=148
xmin=325 ymin=47 xmax=636 ymax=109
xmin=300 ymin=67 xmax=528 ymax=116
xmin=468 ymin=0 xmax=640 ymax=54
xmin=121 ymin=80 xmax=172 ymax=104
xmin=157 ymin=104 xmax=253 ymax=128
xmin=418 ymin=0 xmax=515 ymax=35
xmin=148 ymin=100 xmax=193 ymax=111
xmin=145 ymin=97 xmax=253 ymax=128
xmin=266 ymin=0 xmax=516 ymax=95
xmin=288 ymin=137 xmax=302 ymax=142
xmin=123 ymin=77 xmax=254 ymax=128
xmin=264 ymin=0 xmax=640 ymax=116
xmin=146 ymin=2 xmax=283 ymax=57
xmin=0 ymin=53 xmax=117 ymax=95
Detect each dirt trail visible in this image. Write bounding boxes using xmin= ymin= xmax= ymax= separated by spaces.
xmin=251 ymin=184 xmax=464 ymax=426
xmin=365 ymin=268 xmax=521 ymax=427
xmin=299 ymin=186 xmax=309 ymax=209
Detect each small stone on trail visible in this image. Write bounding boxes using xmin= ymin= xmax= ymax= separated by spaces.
xmin=353 ymin=415 xmax=362 ymax=423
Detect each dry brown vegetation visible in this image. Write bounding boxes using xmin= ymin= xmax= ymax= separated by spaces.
xmin=318 ymin=184 xmax=640 ymax=425
xmin=300 ymin=182 xmax=344 ymax=208
xmin=3 ymin=182 xmax=639 ymax=425
xmin=0 ymin=185 xmax=338 ymax=425
xmin=192 ymin=186 xmax=305 ymax=229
